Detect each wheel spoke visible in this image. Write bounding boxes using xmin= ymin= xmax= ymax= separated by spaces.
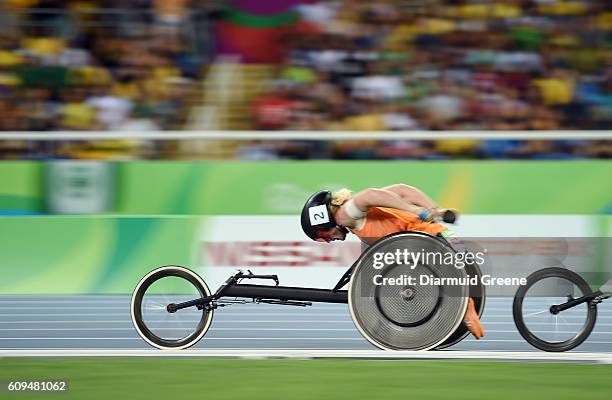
xmin=524 ymin=309 xmax=550 ymax=318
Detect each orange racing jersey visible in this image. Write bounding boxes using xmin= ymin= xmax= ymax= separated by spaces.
xmin=348 ymin=207 xmax=447 ymax=244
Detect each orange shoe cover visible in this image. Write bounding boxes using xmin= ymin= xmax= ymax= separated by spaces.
xmin=463 ymin=298 xmax=485 ymax=340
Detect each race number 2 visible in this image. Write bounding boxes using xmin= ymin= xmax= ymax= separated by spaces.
xmin=308 ymin=205 xmax=330 ymax=225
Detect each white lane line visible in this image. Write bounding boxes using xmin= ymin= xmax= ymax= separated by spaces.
xmin=0 ymin=296 xmax=562 ymax=299
xmin=0 ymin=336 xmax=611 ymax=344
xmin=0 ymin=305 xmax=348 ymax=315
xmin=482 ymin=315 xmax=612 ymax=319
xmin=0 ymin=313 xmax=352 ymax=317
xmin=0 ymin=323 xmax=609 ymax=331
xmin=1 ymin=349 xmax=611 ymax=363
xmin=0 ymin=328 xmax=359 ymax=331
xmin=0 ymin=314 xmax=133 ymax=317
xmin=0 ymin=302 xmax=514 ymax=307
xmin=2 ymin=319 xmax=611 ymax=326
xmin=10 ymin=308 xmax=601 ymax=315
xmin=0 ymin=329 xmax=610 ymax=337
xmin=0 ymin=320 xmax=358 ymax=324
xmin=2 ymin=315 xmax=610 ymax=322
xmin=0 ymin=304 xmax=558 ymax=312
xmin=2 ymin=305 xmax=610 ymax=312
xmin=457 ymin=339 xmax=612 ymax=344
xmin=480 ymin=322 xmax=612 ymax=326
xmin=0 ymin=326 xmax=612 ymax=336
xmin=2 ymin=307 xmax=138 ymax=310
xmin=0 ymin=301 xmax=131 ymax=304
xmin=473 ymin=330 xmax=612 ymax=335
xmin=0 ymin=337 xmax=366 ymax=341
xmin=0 ymin=298 xmax=597 ymax=303
xmin=0 ymin=325 xmax=608 ymax=334
xmin=0 ymin=304 xmax=537 ymax=311
xmin=0 ymin=298 xmax=131 ymax=300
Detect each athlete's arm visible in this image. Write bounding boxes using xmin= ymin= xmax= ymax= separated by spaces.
xmin=335 ymin=188 xmax=426 ymax=227
xmin=353 ymin=188 xmax=426 ymax=214
xmin=382 ymin=184 xmax=438 ymax=209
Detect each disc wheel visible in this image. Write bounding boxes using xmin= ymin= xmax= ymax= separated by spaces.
xmin=513 ymin=267 xmax=596 ymax=352
xmin=131 ymin=266 xmax=214 ymax=350
xmin=349 ymin=232 xmax=469 ymax=351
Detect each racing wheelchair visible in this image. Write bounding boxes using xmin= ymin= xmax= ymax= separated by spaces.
xmin=131 ymin=231 xmax=485 ymax=350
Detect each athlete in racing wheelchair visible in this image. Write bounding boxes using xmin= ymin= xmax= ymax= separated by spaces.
xmin=131 ymin=184 xmax=485 ymax=350
xmin=132 ymin=185 xmax=609 ymax=351
xmin=300 ymin=185 xmax=484 ymax=340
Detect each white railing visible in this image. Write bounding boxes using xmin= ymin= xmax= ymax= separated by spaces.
xmin=0 ymin=131 xmax=610 ymax=141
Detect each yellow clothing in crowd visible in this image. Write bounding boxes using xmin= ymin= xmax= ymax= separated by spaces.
xmin=21 ymin=38 xmax=66 ymax=56
xmin=532 ymin=78 xmax=575 ymax=105
xmin=597 ymin=12 xmax=612 ymax=30
xmin=450 ymin=4 xmax=521 ymax=19
xmin=58 ymin=103 xmax=96 ymax=129
xmin=8 ymin=0 xmax=38 ymax=7
xmin=344 ymin=114 xmax=385 ymax=131
xmin=383 ymin=18 xmax=455 ymax=49
xmin=435 ymin=140 xmax=478 ymax=155
xmin=538 ymin=1 xmax=587 ymax=16
xmin=112 ymin=82 xmax=141 ymax=100
xmin=419 ymin=18 xmax=456 ymax=35
xmin=70 ymin=66 xmax=113 ymax=86
xmin=0 ymin=51 xmax=23 ymax=68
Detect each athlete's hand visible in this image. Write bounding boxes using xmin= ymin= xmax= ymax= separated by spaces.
xmin=440 ymin=208 xmax=458 ymax=224
xmin=426 ymin=208 xmax=458 ymax=224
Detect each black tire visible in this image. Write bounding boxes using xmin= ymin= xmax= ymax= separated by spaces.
xmin=513 ymin=267 xmax=596 ymax=352
xmin=130 ymin=266 xmax=214 ymax=350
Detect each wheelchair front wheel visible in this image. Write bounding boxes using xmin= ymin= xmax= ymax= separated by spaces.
xmin=131 ymin=266 xmax=214 ymax=350
xmin=513 ymin=267 xmax=596 ymax=352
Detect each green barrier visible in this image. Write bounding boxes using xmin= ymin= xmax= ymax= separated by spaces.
xmin=1 ymin=160 xmax=611 ymax=215
xmin=0 ymin=216 xmax=202 ymax=294
xmin=116 ymin=160 xmax=612 ymax=215
xmin=0 ymin=162 xmax=43 ymax=212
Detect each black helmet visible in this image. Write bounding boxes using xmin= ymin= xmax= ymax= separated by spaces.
xmin=300 ymin=190 xmax=338 ymax=240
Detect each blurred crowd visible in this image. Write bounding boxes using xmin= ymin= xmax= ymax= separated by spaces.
xmin=235 ymin=138 xmax=612 ymax=160
xmin=0 ymin=0 xmax=211 ymax=133
xmin=253 ymin=0 xmax=611 ymax=132
xmin=0 ymin=0 xmax=610 ymax=160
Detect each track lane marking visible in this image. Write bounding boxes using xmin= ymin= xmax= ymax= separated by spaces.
xmin=1 ymin=349 xmax=611 ymax=364
xmin=1 ymin=338 xmax=612 ymax=344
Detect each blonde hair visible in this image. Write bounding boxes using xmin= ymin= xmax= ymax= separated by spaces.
xmin=330 ymin=188 xmax=352 ymax=212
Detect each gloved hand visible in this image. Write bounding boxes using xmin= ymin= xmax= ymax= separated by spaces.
xmin=419 ymin=208 xmax=458 ymax=224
